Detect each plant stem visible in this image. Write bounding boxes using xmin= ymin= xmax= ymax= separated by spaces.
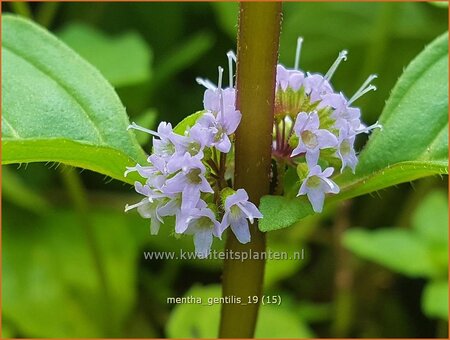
xmin=219 ymin=3 xmax=281 ymax=338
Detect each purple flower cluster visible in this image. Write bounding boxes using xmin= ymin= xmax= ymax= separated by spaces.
xmin=273 ymin=38 xmax=381 ymax=212
xmin=125 ymin=56 xmax=262 ymax=257
xmin=126 ymin=40 xmax=382 ymax=249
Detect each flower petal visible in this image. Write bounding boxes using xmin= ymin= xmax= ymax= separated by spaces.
xmin=193 ymin=229 xmax=213 ymax=258
xmin=307 ymin=188 xmax=326 ymax=213
xmin=230 ymin=217 xmax=251 ymax=244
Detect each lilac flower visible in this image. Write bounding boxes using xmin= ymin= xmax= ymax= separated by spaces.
xmin=276 ymin=38 xmax=305 ymax=91
xmin=336 ymin=126 xmax=358 ymax=173
xmin=319 ymin=92 xmax=362 ymax=131
xmin=164 ymin=153 xmax=213 ymax=211
xmin=156 ymin=193 xmax=190 ymax=234
xmin=152 ymin=122 xmax=186 ymax=158
xmin=128 ymin=121 xmax=185 ymax=159
xmin=198 ymin=110 xmax=241 ymax=153
xmin=298 ymin=165 xmax=340 ymax=213
xmin=203 ymin=87 xmax=237 ymax=113
xmin=176 ymin=123 xmax=211 ymax=158
xmin=303 ymin=73 xmax=334 ymax=103
xmin=291 ymin=111 xmax=338 ymax=167
xmin=183 ymin=204 xmax=221 ymax=258
xmin=276 ymin=64 xmax=305 ymax=91
xmin=125 ymin=154 xmax=168 ymax=189
xmin=221 ymin=189 xmax=263 ymax=244
xmin=125 ymin=182 xmax=167 ymax=235
xmin=196 ymin=65 xmax=242 ymax=153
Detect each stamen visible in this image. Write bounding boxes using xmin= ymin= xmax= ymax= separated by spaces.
xmin=128 ymin=122 xmax=158 ymax=136
xmin=195 ymin=77 xmax=216 ymax=90
xmin=124 ymin=198 xmax=151 ymax=212
xmin=348 ymin=74 xmax=378 ymax=104
xmin=124 ymin=166 xmax=137 ymax=177
xmin=227 ymin=50 xmax=237 ymax=62
xmin=227 ymin=51 xmax=235 ymax=87
xmin=324 ymin=50 xmax=348 ymax=81
xmin=217 ymin=66 xmax=225 ymax=118
xmin=294 ymin=37 xmax=303 ymax=70
xmin=217 ymin=66 xmax=224 ymax=90
xmin=356 ymin=121 xmax=383 ymax=134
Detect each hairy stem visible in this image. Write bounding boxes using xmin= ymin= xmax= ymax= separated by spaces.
xmin=219 ymin=3 xmax=281 ymax=338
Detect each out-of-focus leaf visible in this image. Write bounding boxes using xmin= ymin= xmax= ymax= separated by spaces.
xmin=412 ymin=190 xmax=448 ymax=247
xmin=297 ymin=301 xmax=332 ymax=323
xmin=58 ymin=22 xmax=152 ymax=87
xmin=342 ymin=229 xmax=439 ymax=278
xmin=259 ymin=32 xmax=448 ymax=232
xmin=412 ymin=190 xmax=449 ymax=275
xmin=2 ymin=15 xmax=146 ymax=185
xmin=166 ymin=285 xmax=314 ymax=338
xmin=422 ymin=280 xmax=449 ymax=320
xmin=151 ymin=32 xmax=214 ymax=88
xmin=133 ymin=109 xmax=158 ymax=146
xmin=255 ymin=302 xmax=314 ymax=338
xmin=264 ymin=237 xmax=306 ymax=288
xmin=3 ymin=206 xmax=148 ymax=337
xmin=2 ymin=166 xmax=50 ymax=214
xmin=211 ymin=2 xmax=238 ymax=38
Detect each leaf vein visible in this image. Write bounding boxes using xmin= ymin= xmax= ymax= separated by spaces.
xmin=2 ymin=116 xmax=21 ymax=139
xmin=3 ymin=43 xmax=107 ymax=144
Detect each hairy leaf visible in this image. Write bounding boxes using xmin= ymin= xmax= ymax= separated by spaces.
xmin=2 ymin=15 xmax=146 ymax=185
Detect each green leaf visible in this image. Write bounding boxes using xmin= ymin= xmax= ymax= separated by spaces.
xmin=58 ymin=22 xmax=152 ymax=87
xmin=422 ymin=280 xmax=449 ymax=320
xmin=151 ymin=32 xmax=214 ymax=88
xmin=173 ymin=110 xmax=204 ymax=135
xmin=211 ymin=3 xmax=238 ymax=38
xmin=412 ymin=190 xmax=449 ymax=275
xmin=342 ymin=228 xmax=439 ymax=278
xmin=413 ymin=190 xmax=448 ymax=248
xmin=264 ymin=237 xmax=307 ymax=287
xmin=259 ymin=32 xmax=448 ymax=232
xmin=166 ymin=285 xmax=313 ymax=338
xmin=353 ymin=32 xmax=448 ymax=177
xmin=2 ymin=15 xmax=146 ymax=185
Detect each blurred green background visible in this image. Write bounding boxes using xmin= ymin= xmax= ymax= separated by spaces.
xmin=2 ymin=2 xmax=448 ymax=338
